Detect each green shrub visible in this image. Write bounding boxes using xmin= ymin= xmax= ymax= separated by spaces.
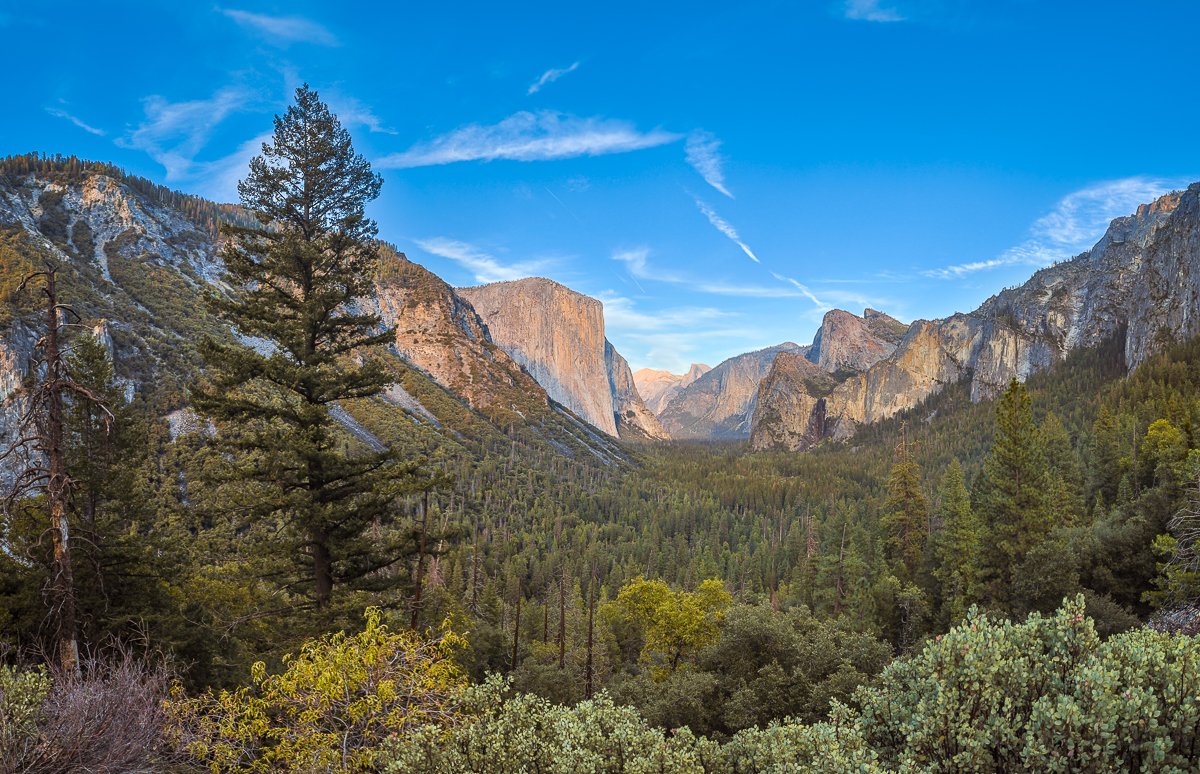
xmin=854 ymin=595 xmax=1200 ymax=772
xmin=0 ymin=665 xmax=51 ymax=768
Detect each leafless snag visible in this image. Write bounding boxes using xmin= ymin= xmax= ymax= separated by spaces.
xmin=2 ymin=263 xmax=113 ymax=679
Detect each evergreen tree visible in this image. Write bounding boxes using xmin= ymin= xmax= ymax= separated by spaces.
xmin=880 ymin=441 xmax=929 ymax=585
xmin=932 ymin=459 xmax=982 ymax=624
xmin=976 ymin=378 xmax=1050 ymax=606
xmin=1040 ymin=412 xmax=1084 ymax=524
xmin=194 ymin=85 xmax=402 ymax=614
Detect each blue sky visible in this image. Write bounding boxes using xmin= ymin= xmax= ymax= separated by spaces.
xmin=4 ymin=1 xmax=1198 ymax=372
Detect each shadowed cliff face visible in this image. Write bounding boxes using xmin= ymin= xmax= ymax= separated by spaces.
xmin=751 ymin=184 xmax=1200 ymax=451
xmin=657 ymin=343 xmax=807 ymax=440
xmin=457 ymin=278 xmax=663 ymax=440
xmin=605 ymin=341 xmax=668 ymax=441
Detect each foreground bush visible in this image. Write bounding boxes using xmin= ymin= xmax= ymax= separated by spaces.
xmin=386 ymin=596 xmax=1200 ymax=773
xmin=167 ymin=608 xmax=466 ymax=772
xmin=0 ymin=653 xmax=171 ymax=774
xmin=855 ymin=595 xmax=1200 ymax=772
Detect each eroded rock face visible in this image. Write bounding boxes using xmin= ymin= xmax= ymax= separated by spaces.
xmin=605 ymin=341 xmax=669 ymax=441
xmin=458 ymin=278 xmax=660 ymax=438
xmin=633 ymin=364 xmax=711 ymax=416
xmin=372 ymin=252 xmax=549 ymax=424
xmin=658 ymin=343 xmax=806 ymax=440
xmin=752 ymin=184 xmax=1200 ymax=451
xmin=808 ymin=308 xmax=907 ymax=374
xmin=748 ymin=352 xmax=837 ymax=451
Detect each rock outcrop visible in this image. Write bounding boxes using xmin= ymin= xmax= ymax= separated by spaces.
xmin=458 ymin=278 xmax=663 ymax=439
xmin=633 ymin=364 xmax=711 ymax=416
xmin=372 ymin=250 xmax=550 ymax=425
xmin=605 ymin=341 xmax=669 ymax=441
xmin=748 ymin=352 xmax=838 ymax=451
xmin=0 ymin=167 xmax=625 ymax=466
xmin=751 ymin=184 xmax=1200 ymax=451
xmin=658 ymin=343 xmax=806 ymax=440
xmin=808 ymin=308 xmax=907 ymax=374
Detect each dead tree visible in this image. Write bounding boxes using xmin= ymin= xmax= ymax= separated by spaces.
xmin=1 ymin=265 xmax=111 ymax=678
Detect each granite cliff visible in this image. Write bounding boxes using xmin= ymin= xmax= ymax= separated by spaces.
xmin=751 ymin=184 xmax=1200 ymax=450
xmin=633 ymin=364 xmax=711 ymax=416
xmin=458 ymin=278 xmax=665 ymax=440
xmin=0 ymin=162 xmax=626 ymax=464
xmin=658 ymin=343 xmax=806 ymax=440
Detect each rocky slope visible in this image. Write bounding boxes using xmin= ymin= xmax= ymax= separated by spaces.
xmin=808 ymin=308 xmax=907 ymax=374
xmin=605 ymin=341 xmax=668 ymax=441
xmin=658 ymin=343 xmax=806 ymax=440
xmin=371 ymin=249 xmax=551 ymax=426
xmin=752 ymin=184 xmax=1200 ymax=451
xmin=458 ymin=278 xmax=665 ymax=440
xmin=749 ymin=352 xmax=838 ymax=452
xmin=0 ymin=163 xmax=627 ymax=467
xmin=633 ymin=364 xmax=711 ymax=416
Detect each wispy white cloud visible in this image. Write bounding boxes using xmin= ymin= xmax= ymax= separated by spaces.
xmin=326 ymin=94 xmax=396 ymax=134
xmin=843 ymin=0 xmax=905 ymax=22
xmin=693 ymin=197 xmax=759 ymax=262
xmin=45 ymin=106 xmax=104 ymax=136
xmin=528 ymin=62 xmax=580 ymax=95
xmin=685 ymin=131 xmax=732 ymax=198
xmin=598 ymin=291 xmax=750 ymax=372
xmin=117 ymin=86 xmax=253 ymax=181
xmin=770 ymin=272 xmax=828 ymax=308
xmin=220 ymin=8 xmax=338 ymax=46
xmin=416 ymin=237 xmax=552 ymax=284
xmin=612 ymin=247 xmax=687 ymax=284
xmin=612 ymin=246 xmax=835 ymax=305
xmin=197 ymin=132 xmax=273 ymax=202
xmin=925 ymin=176 xmax=1190 ymax=278
xmin=376 ymin=111 xmax=680 ymax=169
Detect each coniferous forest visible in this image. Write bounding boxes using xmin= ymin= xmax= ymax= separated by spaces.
xmin=3 ymin=82 xmax=1200 ymax=773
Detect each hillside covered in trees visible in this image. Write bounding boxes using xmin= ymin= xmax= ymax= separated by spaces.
xmin=2 ymin=88 xmax=1199 ymax=771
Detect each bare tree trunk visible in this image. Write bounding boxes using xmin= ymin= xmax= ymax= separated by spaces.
xmin=44 ymin=271 xmax=79 ymax=679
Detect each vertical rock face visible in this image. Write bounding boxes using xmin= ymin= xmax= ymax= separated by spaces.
xmin=605 ymin=341 xmax=669 ymax=441
xmin=633 ymin=363 xmax=711 ymax=416
xmin=370 ymin=250 xmax=550 ymax=424
xmin=458 ymin=278 xmax=661 ymax=439
xmin=749 ymin=352 xmax=838 ymax=451
xmin=459 ymin=278 xmax=617 ymax=435
xmin=808 ymin=308 xmax=907 ymax=374
xmin=658 ymin=343 xmax=806 ymax=440
xmin=751 ymin=183 xmax=1200 ymax=451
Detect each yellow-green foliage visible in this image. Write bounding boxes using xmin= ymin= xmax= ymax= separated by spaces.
xmin=166 ymin=609 xmax=467 ymax=773
xmin=0 ymin=665 xmax=51 ymax=767
xmin=612 ymin=578 xmax=732 ymax=678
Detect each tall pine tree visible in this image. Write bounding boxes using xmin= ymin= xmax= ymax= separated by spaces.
xmin=932 ymin=458 xmax=982 ymax=624
xmin=976 ymin=378 xmax=1050 ymax=606
xmin=881 ymin=439 xmax=929 ymax=585
xmin=195 ymin=85 xmax=402 ymax=614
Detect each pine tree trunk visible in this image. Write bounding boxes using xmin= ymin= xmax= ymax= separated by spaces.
xmin=44 ymin=271 xmax=79 ymax=679
xmin=312 ymin=528 xmax=333 ymax=609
